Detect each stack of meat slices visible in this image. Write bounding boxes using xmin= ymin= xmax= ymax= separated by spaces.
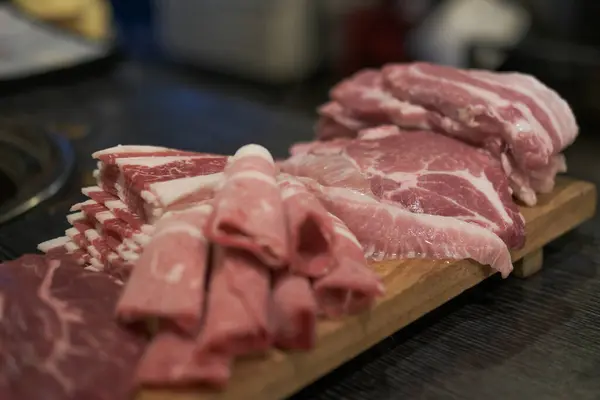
xmin=39 ymin=143 xmax=385 ymax=389
xmin=315 ymin=63 xmax=578 ymax=206
xmin=38 ymin=145 xmax=229 ymax=280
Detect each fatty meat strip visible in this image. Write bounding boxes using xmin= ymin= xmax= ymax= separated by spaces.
xmin=135 ymin=331 xmax=231 ymax=389
xmin=314 ymin=213 xmax=385 ymax=318
xmin=206 ymin=144 xmax=289 ymax=268
xmin=300 ymin=177 xmax=514 ymax=278
xmin=116 ymin=204 xmax=213 ymax=335
xmin=92 ymin=146 xmax=227 ymax=222
xmin=277 ymin=173 xmax=337 ymax=278
xmin=271 ymin=270 xmax=318 ymax=350
xmin=195 ymin=246 xmax=272 ymax=357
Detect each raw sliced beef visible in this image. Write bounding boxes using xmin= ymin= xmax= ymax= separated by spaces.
xmin=80 ymin=186 xmax=146 ymax=229
xmin=283 ymin=125 xmax=525 ymax=249
xmin=195 ymin=246 xmax=271 ymax=356
xmin=116 ymin=204 xmax=213 ymax=335
xmin=278 ymin=173 xmax=337 ymax=278
xmin=135 ymin=331 xmax=231 ymax=389
xmin=206 ymin=144 xmax=289 ymax=268
xmin=313 ymin=213 xmax=385 ymax=317
xmin=38 ymin=236 xmax=92 ymax=266
xmin=93 ymin=147 xmax=227 ymax=222
xmin=271 ymin=270 xmax=318 ymax=350
xmin=381 ymin=62 xmax=578 ymax=170
xmin=71 ymin=200 xmax=153 ymax=249
xmin=140 ymin=173 xmax=224 ymax=221
xmin=0 ymin=255 xmax=146 ymax=400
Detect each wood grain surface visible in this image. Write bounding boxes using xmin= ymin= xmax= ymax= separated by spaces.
xmin=138 ymin=176 xmax=596 ymax=400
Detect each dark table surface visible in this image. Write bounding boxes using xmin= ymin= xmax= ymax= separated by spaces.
xmin=1 ymin=60 xmax=599 ymax=400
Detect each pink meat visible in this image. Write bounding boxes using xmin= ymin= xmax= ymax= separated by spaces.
xmin=37 ymin=236 xmax=91 ymax=266
xmin=140 ymin=173 xmax=224 ymax=222
xmin=271 ymin=270 xmax=317 ymax=350
xmin=300 ymin=177 xmax=514 ymax=278
xmin=283 ymin=126 xmax=525 ymax=249
xmin=116 ymin=205 xmax=212 ymax=335
xmin=195 ymin=246 xmax=271 ymax=356
xmin=71 ymin=200 xmax=153 ymax=249
xmin=330 ymin=69 xmax=432 ymax=129
xmin=206 ymin=144 xmax=289 ymax=268
xmin=381 ymin=62 xmax=578 ymax=170
xmin=81 ymin=186 xmax=145 ymax=229
xmin=313 ymin=213 xmax=385 ymax=318
xmin=135 ymin=331 xmax=231 ymax=389
xmin=93 ymin=146 xmax=228 ymax=222
xmin=315 ymin=117 xmax=359 ymax=141
xmin=277 ymin=174 xmax=336 ymax=278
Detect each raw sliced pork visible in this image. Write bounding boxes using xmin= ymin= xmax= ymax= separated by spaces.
xmin=314 ymin=213 xmax=385 ymax=317
xmin=135 ymin=331 xmax=231 ymax=389
xmin=206 ymin=144 xmax=289 ymax=268
xmin=116 ymin=204 xmax=212 ymax=335
xmin=382 ymin=62 xmax=578 ymax=169
xmin=284 ymin=126 xmax=525 ymax=248
xmin=271 ymin=270 xmax=318 ymax=350
xmin=195 ymin=246 xmax=271 ymax=357
xmin=278 ymin=173 xmax=337 ymax=278
xmin=0 ymin=255 xmax=146 ymax=400
xmin=281 ymin=126 xmax=519 ymax=277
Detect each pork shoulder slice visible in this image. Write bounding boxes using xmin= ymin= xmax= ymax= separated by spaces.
xmin=282 ymin=126 xmax=525 ymax=249
xmin=195 ymin=246 xmax=271 ymax=356
xmin=206 ymin=144 xmax=289 ymax=267
xmin=303 ymin=178 xmax=514 ymax=278
xmin=116 ymin=204 xmax=212 ymax=335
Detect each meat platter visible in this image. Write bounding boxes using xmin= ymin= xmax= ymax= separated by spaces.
xmin=137 ymin=176 xmax=596 ymax=400
xmin=2 ymin=62 xmax=597 ymax=400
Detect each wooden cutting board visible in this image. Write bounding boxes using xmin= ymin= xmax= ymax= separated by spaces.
xmin=139 ymin=176 xmax=597 ymax=400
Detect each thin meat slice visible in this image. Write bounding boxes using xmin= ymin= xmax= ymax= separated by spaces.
xmin=381 ymin=62 xmax=578 ymax=170
xmin=301 ymin=177 xmax=514 ymax=278
xmin=81 ymin=186 xmax=146 ymax=229
xmin=271 ymin=270 xmax=318 ymax=350
xmin=94 ymin=153 xmax=227 ymax=221
xmin=282 ymin=126 xmax=525 ymax=249
xmin=195 ymin=246 xmax=271 ymax=357
xmin=313 ymin=213 xmax=385 ymax=318
xmin=0 ymin=255 xmax=147 ymax=400
xmin=116 ymin=204 xmax=212 ymax=335
xmin=135 ymin=331 xmax=231 ymax=389
xmin=278 ymin=174 xmax=336 ymax=278
xmin=71 ymin=200 xmax=153 ymax=249
xmin=315 ymin=117 xmax=359 ymax=141
xmin=140 ymin=173 xmax=224 ymax=222
xmin=37 ymin=236 xmax=91 ymax=266
xmin=206 ymin=144 xmax=289 ymax=268
xmin=330 ymin=69 xmax=432 ymax=129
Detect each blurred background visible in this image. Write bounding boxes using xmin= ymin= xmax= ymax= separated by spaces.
xmin=0 ymin=0 xmax=599 ymax=240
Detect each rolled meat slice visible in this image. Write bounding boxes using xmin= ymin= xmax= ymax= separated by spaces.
xmin=195 ymin=246 xmax=271 ymax=357
xmin=271 ymin=270 xmax=317 ymax=350
xmin=135 ymin=331 xmax=231 ymax=389
xmin=116 ymin=204 xmax=212 ymax=335
xmin=206 ymin=144 xmax=289 ymax=268
xmin=313 ymin=213 xmax=385 ymax=318
xmin=277 ymin=174 xmax=336 ymax=278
